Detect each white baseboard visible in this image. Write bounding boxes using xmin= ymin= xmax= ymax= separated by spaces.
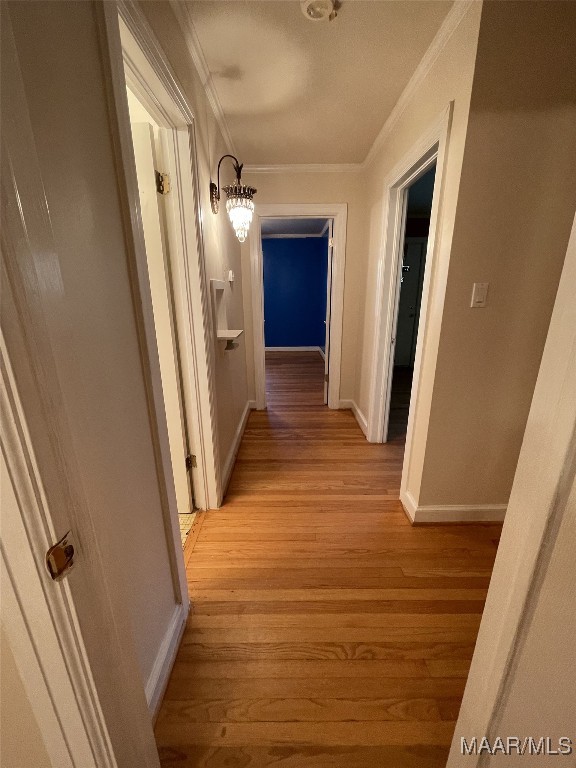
xmin=339 ymin=399 xmax=368 ymax=437
xmin=318 ymin=347 xmax=326 ymax=361
xmin=146 ymin=602 xmax=188 ymax=721
xmin=248 ymin=399 xmax=256 ymax=410
xmin=221 ymin=400 xmax=252 ymax=498
xmin=401 ymin=489 xmax=506 ymax=523
xmin=265 ymin=346 xmax=323 ymax=352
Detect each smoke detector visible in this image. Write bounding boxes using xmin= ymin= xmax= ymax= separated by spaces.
xmin=300 ymin=0 xmax=337 ymax=22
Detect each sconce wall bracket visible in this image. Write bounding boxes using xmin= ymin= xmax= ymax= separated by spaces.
xmin=210 ymin=180 xmax=220 ymax=214
xmin=210 ymin=154 xmax=247 ymax=214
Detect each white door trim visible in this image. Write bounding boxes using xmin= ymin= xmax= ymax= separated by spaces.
xmin=366 ymin=104 xmax=453 ymax=502
xmin=324 ymin=220 xmax=334 ymax=404
xmin=113 ymin=0 xmax=221 ymax=511
xmin=249 ymin=204 xmax=348 ymax=410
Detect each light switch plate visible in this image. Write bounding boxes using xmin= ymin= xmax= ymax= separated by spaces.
xmin=471 ymin=282 xmax=489 ymax=308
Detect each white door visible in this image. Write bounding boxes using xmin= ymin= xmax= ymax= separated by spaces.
xmin=131 ymin=123 xmax=194 ymax=517
xmin=323 ymin=220 xmax=334 ymax=405
xmin=1 ymin=396 xmax=96 ymax=768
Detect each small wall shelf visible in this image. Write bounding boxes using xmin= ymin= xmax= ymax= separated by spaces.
xmin=216 ymin=330 xmax=243 ymax=341
xmin=211 ymin=279 xmax=243 ymax=350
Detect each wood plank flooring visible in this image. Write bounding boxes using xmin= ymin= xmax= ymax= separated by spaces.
xmin=155 ymin=351 xmax=501 ymax=767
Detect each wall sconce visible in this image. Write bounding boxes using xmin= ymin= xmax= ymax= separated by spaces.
xmin=210 ymin=155 xmax=257 ymax=243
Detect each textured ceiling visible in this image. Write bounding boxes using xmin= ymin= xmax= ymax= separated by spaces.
xmin=182 ymin=0 xmax=453 ymax=164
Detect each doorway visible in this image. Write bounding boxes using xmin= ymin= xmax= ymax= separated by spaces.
xmin=249 ymin=203 xmax=347 ymax=411
xmin=261 ymin=217 xmax=333 ymax=407
xmin=118 ymin=9 xmax=223 ymax=516
xmin=125 ymin=89 xmax=196 ymax=546
xmin=387 ymin=165 xmax=436 ymax=440
xmin=366 ymin=106 xmax=452 ymax=519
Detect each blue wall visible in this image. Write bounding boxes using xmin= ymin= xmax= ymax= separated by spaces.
xmin=263 ymin=237 xmax=328 ymax=347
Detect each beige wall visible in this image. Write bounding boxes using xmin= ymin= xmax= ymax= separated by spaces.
xmin=448 ymin=213 xmax=576 ymax=767
xmin=359 ymin=3 xmax=482 ymax=430
xmin=138 ymin=1 xmax=250 ymax=471
xmin=240 ymin=171 xmax=367 ymax=401
xmin=0 ymin=629 xmax=51 ymax=768
xmin=419 ymin=0 xmax=576 ymax=506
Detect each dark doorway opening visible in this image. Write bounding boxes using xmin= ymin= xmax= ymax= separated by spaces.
xmin=388 ymin=165 xmax=436 ymax=441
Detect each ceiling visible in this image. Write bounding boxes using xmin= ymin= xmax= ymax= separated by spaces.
xmin=261 ymin=217 xmax=329 ymax=237
xmin=180 ymin=1 xmax=453 ymax=165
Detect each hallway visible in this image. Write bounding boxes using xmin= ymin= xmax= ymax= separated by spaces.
xmin=155 ymin=352 xmax=502 ymax=767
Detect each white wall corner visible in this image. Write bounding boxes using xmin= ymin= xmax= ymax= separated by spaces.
xmin=221 ymin=400 xmax=252 ymax=500
xmin=400 ymin=489 xmax=418 ymax=523
xmin=145 ymin=602 xmax=189 ymax=721
xmin=340 ymin=399 xmax=369 ymax=437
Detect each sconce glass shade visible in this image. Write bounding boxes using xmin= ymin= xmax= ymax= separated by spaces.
xmin=223 ymin=182 xmax=256 ymax=243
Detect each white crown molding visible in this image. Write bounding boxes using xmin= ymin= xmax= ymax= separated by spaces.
xmin=168 ymin=0 xmax=237 ymax=155
xmin=244 ymin=0 xmax=475 ymax=175
xmin=363 ymin=0 xmax=476 ymax=168
xmin=244 ymin=163 xmax=362 ymax=174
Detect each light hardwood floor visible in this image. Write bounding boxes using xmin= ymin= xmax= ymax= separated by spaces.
xmin=155 ymin=351 xmax=502 ymax=767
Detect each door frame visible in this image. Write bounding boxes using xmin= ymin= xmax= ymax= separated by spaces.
xmin=366 ymin=104 xmax=453 ymax=505
xmin=323 ymin=220 xmax=334 ymax=404
xmin=111 ymin=0 xmax=221 ymax=511
xmin=249 ymin=203 xmax=347 ymax=410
